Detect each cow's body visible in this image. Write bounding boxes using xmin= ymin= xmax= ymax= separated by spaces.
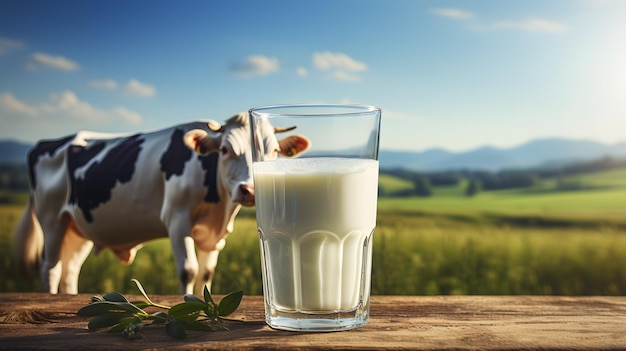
xmin=14 ymin=113 xmax=309 ymax=295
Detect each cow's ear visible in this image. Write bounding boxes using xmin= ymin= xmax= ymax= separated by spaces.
xmin=278 ymin=135 xmax=311 ymax=158
xmin=184 ymin=129 xmax=221 ymax=155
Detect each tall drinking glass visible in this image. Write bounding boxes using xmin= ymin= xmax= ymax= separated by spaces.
xmin=249 ymin=104 xmax=381 ymax=331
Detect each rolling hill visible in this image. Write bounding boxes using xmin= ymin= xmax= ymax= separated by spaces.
xmin=380 ymin=138 xmax=626 ymax=171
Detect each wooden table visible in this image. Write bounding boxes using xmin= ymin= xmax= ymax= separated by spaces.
xmin=1 ymin=293 xmax=625 ymax=350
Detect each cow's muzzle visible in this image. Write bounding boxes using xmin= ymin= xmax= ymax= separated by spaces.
xmin=236 ymin=183 xmax=255 ymax=207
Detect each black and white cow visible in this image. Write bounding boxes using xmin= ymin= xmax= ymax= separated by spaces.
xmin=14 ymin=112 xmax=310 ymax=295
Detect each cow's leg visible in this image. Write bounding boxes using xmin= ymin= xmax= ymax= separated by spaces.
xmin=169 ymin=235 xmax=198 ymax=295
xmin=195 ymin=238 xmax=226 ymax=296
xmin=166 ymin=211 xmax=199 ymax=294
xmin=39 ymin=215 xmax=69 ymax=294
xmin=59 ymin=228 xmax=94 ymax=294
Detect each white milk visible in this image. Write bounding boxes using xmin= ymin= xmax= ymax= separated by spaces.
xmin=254 ymin=157 xmax=378 ymax=312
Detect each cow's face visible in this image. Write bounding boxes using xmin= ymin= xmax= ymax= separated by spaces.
xmin=184 ymin=112 xmax=310 ymax=207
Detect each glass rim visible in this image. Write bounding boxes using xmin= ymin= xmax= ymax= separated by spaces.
xmin=249 ymin=103 xmax=381 ymax=117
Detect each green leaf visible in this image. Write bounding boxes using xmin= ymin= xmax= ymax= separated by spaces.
xmin=184 ymin=294 xmax=204 ymax=303
xmin=165 ymin=319 xmax=187 ymax=339
xmin=203 ymin=286 xmax=218 ymax=317
xmin=218 ymin=290 xmax=243 ymax=317
xmin=77 ymin=301 xmax=144 ymax=317
xmin=109 ymin=316 xmax=141 ymax=333
xmin=168 ymin=301 xmax=207 ymax=319
xmin=102 ymin=292 xmax=128 ymax=303
xmin=88 ymin=312 xmax=131 ymax=330
xmin=174 ymin=310 xmax=201 ymax=323
xmin=147 ymin=311 xmax=168 ymax=323
xmin=203 ymin=285 xmax=216 ymax=305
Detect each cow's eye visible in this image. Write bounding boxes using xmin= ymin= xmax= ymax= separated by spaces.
xmin=220 ymin=146 xmax=230 ymax=156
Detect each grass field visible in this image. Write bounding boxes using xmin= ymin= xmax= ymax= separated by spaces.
xmin=379 ymin=167 xmax=626 ymax=221
xmin=1 ymin=167 xmax=625 ymax=296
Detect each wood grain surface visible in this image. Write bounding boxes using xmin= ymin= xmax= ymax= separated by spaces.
xmin=1 ymin=293 xmax=625 ymax=350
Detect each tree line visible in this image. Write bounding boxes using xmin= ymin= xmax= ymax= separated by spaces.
xmin=0 ymin=163 xmax=28 ymax=191
xmin=381 ymin=156 xmax=626 ymax=198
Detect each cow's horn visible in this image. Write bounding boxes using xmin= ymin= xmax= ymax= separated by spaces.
xmin=274 ymin=126 xmax=296 ymax=133
xmin=208 ymin=121 xmax=224 ymax=132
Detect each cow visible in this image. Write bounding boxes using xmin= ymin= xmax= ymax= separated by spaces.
xmin=13 ymin=112 xmax=310 ymax=295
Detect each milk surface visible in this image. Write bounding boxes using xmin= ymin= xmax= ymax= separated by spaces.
xmin=254 ymin=157 xmax=378 ymax=312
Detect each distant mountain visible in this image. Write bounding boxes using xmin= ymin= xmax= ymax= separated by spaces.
xmin=2 ymin=138 xmax=626 ymax=171
xmin=0 ymin=140 xmax=31 ymax=165
xmin=380 ymin=138 xmax=626 ymax=171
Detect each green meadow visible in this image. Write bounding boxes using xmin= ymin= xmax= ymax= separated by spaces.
xmin=1 ymin=166 xmax=625 ymax=296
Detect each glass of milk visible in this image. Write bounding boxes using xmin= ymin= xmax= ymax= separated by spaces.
xmin=249 ymin=104 xmax=381 ymax=331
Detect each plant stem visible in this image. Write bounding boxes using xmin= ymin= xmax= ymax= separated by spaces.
xmin=149 ymin=301 xmax=172 ymax=310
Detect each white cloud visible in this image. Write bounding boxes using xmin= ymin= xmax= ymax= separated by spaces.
xmin=430 ymin=8 xmax=476 ymax=20
xmin=0 ymin=90 xmax=143 ymax=125
xmin=0 ymin=93 xmax=38 ymax=116
xmin=27 ymin=52 xmax=79 ymax=71
xmin=124 ymin=79 xmax=156 ymax=97
xmin=89 ymin=79 xmax=118 ymax=90
xmin=42 ymin=91 xmax=107 ymax=121
xmin=90 ymin=78 xmax=155 ymax=99
xmin=0 ymin=37 xmax=25 ymax=55
xmin=296 ymin=66 xmax=308 ymax=77
xmin=487 ymin=18 xmax=567 ymax=33
xmin=0 ymin=92 xmax=38 ymax=116
xmin=231 ymin=55 xmax=279 ymax=78
xmin=313 ymin=51 xmax=368 ymax=82
xmin=313 ymin=51 xmax=368 ymax=72
xmin=430 ymin=7 xmax=567 ymax=34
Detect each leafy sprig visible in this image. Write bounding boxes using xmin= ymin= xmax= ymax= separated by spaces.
xmin=77 ymin=279 xmax=243 ymax=339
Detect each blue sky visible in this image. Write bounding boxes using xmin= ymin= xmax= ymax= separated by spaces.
xmin=0 ymin=0 xmax=624 ymax=152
